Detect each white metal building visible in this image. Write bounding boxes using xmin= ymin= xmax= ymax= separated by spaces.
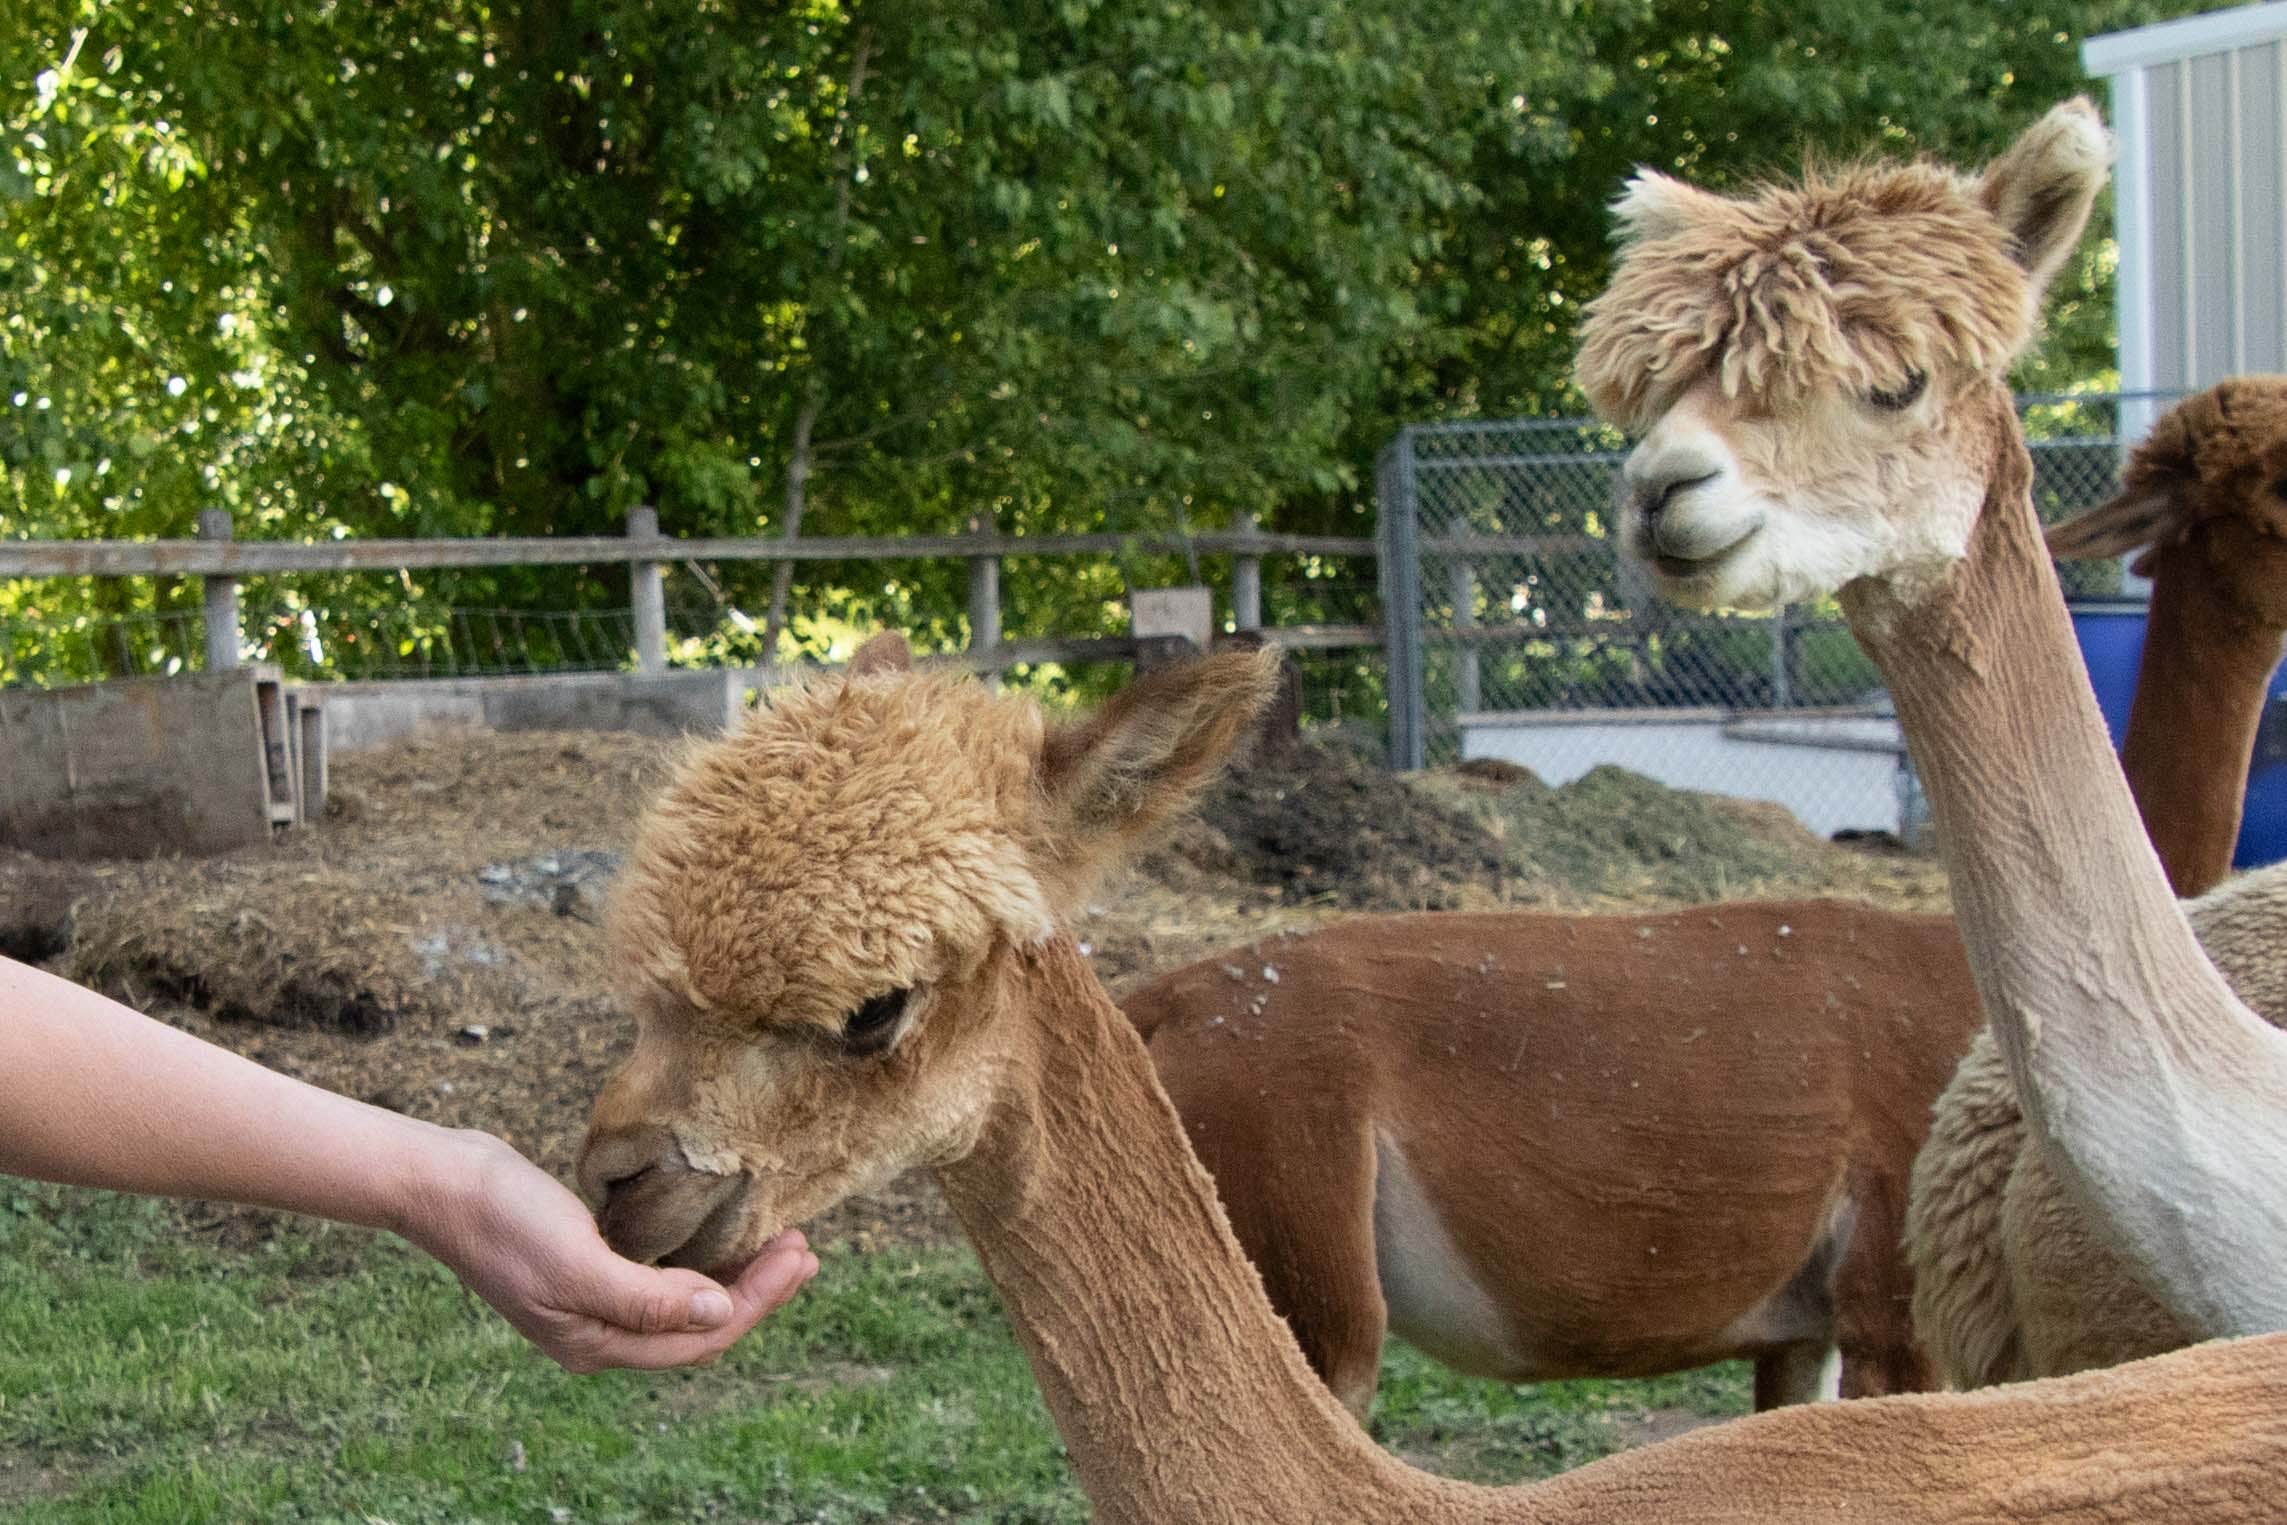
xmin=2087 ymin=3 xmax=2287 ymax=422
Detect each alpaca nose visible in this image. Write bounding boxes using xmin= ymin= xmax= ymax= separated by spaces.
xmin=577 ymin=1123 xmax=748 ymax=1265
xmin=1628 ymin=467 xmax=1720 ymax=525
xmin=576 ymin=1121 xmax=675 ymax=1210
xmin=1619 ymin=416 xmax=1729 ymax=523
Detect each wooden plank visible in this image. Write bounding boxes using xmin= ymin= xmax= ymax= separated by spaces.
xmin=963 ymin=623 xmax=1382 ymax=671
xmin=0 ymin=669 xmax=277 ymax=858
xmin=0 ymin=529 xmax=1379 ymax=578
xmin=1237 ymin=623 xmax=1383 ymax=651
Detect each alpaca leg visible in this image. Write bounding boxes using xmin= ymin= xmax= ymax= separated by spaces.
xmin=1832 ymin=1177 xmax=1935 ymax=1398
xmin=1264 ymin=1128 xmax=1388 ymax=1422
xmin=1754 ymin=1341 xmax=1843 ymax=1409
xmin=1155 ymin=1041 xmax=1387 ymax=1416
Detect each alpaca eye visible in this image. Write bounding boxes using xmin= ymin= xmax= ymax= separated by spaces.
xmin=2270 ymin=477 xmax=2287 ymax=501
xmin=1866 ymin=371 xmax=1927 ymax=412
xmin=841 ymin=989 xmax=911 ymax=1055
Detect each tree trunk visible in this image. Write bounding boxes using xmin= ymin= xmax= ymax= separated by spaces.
xmin=756 ymin=28 xmax=872 ymax=673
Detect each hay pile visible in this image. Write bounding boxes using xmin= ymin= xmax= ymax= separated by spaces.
xmin=0 ymin=849 xmax=104 ymax=962
xmin=1139 ymin=742 xmax=1947 ymax=915
xmin=1415 ymin=762 xmax=1832 ymax=904
xmin=58 ymin=733 xmax=670 ymax=1040
xmin=1139 ymin=739 xmax=1508 ymax=910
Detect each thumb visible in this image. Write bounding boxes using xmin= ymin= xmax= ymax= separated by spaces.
xmin=594 ymin=1261 xmax=736 ymax=1335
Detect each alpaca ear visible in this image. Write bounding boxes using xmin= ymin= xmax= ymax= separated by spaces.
xmin=1977 ymin=97 xmax=2111 ymax=302
xmin=1609 ymin=170 xmax=1726 ymax=247
xmin=848 ymin=631 xmax=913 ymax=677
xmin=2045 ymin=486 xmax=2187 ymax=563
xmin=1034 ymin=647 xmax=1280 ymax=894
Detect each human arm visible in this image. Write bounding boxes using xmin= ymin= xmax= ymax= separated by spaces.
xmin=0 ymin=956 xmax=815 ymax=1370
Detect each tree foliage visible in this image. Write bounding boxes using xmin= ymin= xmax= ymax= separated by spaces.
xmin=1 ymin=0 xmax=2228 ymax=680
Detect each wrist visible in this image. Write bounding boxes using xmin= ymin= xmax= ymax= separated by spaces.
xmin=376 ymin=1119 xmax=497 ymax=1255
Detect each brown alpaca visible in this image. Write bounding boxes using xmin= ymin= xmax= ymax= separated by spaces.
xmin=1908 ymin=379 xmax=2287 ymax=1387
xmin=1130 ymin=380 xmax=2287 ymax=1418
xmin=1578 ymin=100 xmax=2287 ymax=1348
xmin=1126 ymin=904 xmax=1981 ymax=1417
xmin=2046 ymin=377 xmax=2287 ymax=898
xmin=575 ymin=636 xmax=2286 ymax=1522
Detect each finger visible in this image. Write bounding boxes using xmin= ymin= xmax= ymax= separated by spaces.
xmin=725 ymin=1234 xmax=816 ymax=1322
xmin=558 ymin=1239 xmax=818 ymax=1372
xmin=598 ymin=1230 xmax=812 ymax=1332
xmin=721 ymin=1230 xmax=810 ymax=1309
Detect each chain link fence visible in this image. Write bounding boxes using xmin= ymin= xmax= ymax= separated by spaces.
xmin=1377 ymin=392 xmax=2180 ymax=837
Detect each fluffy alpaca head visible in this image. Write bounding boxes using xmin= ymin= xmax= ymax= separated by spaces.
xmin=574 ymin=636 xmax=1279 ymax=1273
xmin=1575 ymin=99 xmax=2111 ymax=611
xmin=2047 ymin=377 xmax=2287 ymax=629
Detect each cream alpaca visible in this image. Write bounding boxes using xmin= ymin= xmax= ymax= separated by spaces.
xmin=1907 ymin=378 xmax=2287 ymax=1385
xmin=1578 ymin=100 xmax=2287 ymax=1342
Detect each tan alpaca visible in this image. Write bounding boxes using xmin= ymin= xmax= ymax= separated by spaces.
xmin=1905 ymin=379 xmax=2287 ymax=1385
xmin=1577 ymin=100 xmax=2287 ymax=1345
xmin=576 ymin=636 xmax=2285 ymax=1522
xmin=1126 ymin=902 xmax=1982 ymax=1417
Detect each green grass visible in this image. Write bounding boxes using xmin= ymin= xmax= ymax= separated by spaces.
xmin=0 ymin=1184 xmax=1747 ymax=1522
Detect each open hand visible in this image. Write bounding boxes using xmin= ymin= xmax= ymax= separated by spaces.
xmin=410 ymin=1131 xmax=817 ymax=1372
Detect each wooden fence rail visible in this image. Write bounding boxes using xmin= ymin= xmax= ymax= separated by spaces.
xmin=0 ymin=526 xmax=1380 ymax=578
xmin=1 ymin=511 xmax=1419 ymax=676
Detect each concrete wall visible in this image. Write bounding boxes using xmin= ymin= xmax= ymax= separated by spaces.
xmin=0 ymin=669 xmax=280 ymax=858
xmin=1458 ymin=707 xmax=1906 ymax=838
xmin=304 ymin=670 xmax=747 ymax=753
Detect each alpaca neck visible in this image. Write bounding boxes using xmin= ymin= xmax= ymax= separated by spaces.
xmin=933 ymin=940 xmax=1482 ymax=1525
xmin=928 ymin=939 xmax=2287 ymax=1522
xmin=2120 ymin=543 xmax=2285 ymax=897
xmin=1841 ymin=392 xmax=2287 ymax=1340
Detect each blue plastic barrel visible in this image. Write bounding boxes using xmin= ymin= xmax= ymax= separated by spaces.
xmin=2066 ymin=598 xmax=2287 ymax=873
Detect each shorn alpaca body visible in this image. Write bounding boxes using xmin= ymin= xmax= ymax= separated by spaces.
xmin=574 ymin=635 xmax=2284 ymax=1522
xmin=1577 ymin=100 xmax=2287 ymax=1346
xmin=1905 ymin=378 xmax=2287 ymax=1386
xmin=1128 ymin=903 xmax=1981 ymax=1416
xmin=1915 ymin=864 xmax=2287 ymax=1385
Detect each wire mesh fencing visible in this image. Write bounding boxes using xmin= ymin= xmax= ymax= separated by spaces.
xmin=1376 ymin=392 xmax=2180 ymax=838
xmin=0 ymin=600 xmax=648 ymax=687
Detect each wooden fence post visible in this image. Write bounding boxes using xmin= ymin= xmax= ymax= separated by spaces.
xmin=1770 ymin=609 xmax=1794 ymax=709
xmin=967 ymin=516 xmax=1001 ymax=670
xmin=1451 ymin=560 xmax=1480 ymax=715
xmin=1232 ymin=512 xmax=1263 ymax=633
xmin=197 ymin=509 xmax=240 ymax=671
xmin=628 ymin=506 xmax=666 ymax=674
xmin=298 ymin=703 xmax=329 ymax=820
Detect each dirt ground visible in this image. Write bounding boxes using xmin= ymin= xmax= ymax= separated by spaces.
xmin=2 ymin=725 xmax=1948 ymax=1251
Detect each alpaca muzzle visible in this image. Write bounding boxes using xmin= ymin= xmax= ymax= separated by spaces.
xmin=578 ymin=1123 xmax=753 ymax=1272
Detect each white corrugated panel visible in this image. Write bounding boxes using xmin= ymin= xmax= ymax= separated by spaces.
xmin=2088 ymin=3 xmax=2287 ymax=405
